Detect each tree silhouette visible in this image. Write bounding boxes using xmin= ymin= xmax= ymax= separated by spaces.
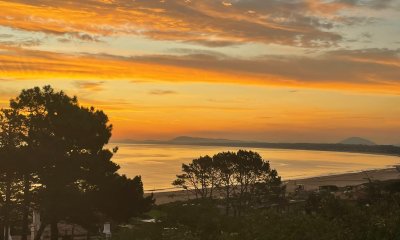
xmin=94 ymin=175 xmax=154 ymax=222
xmin=0 ymin=108 xmax=26 ymax=240
xmin=2 ymin=86 xmax=153 ymax=239
xmin=173 ymin=150 xmax=283 ymax=215
xmin=233 ymin=150 xmax=267 ymax=214
xmin=213 ymin=151 xmax=237 ymax=214
xmin=173 ymin=155 xmax=216 ymax=199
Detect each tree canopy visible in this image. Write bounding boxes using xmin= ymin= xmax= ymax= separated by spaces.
xmin=0 ymin=86 xmax=153 ymax=240
xmin=173 ymin=150 xmax=284 ymax=215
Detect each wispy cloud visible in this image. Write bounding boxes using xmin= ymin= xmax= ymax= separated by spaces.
xmin=2 ymin=0 xmax=388 ymax=47
xmin=149 ymin=90 xmax=177 ymax=95
xmin=74 ymin=81 xmax=105 ymax=92
xmin=0 ymin=46 xmax=399 ymax=94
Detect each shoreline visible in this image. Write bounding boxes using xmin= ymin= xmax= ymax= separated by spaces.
xmin=147 ymin=167 xmax=400 ymax=205
xmin=113 ymin=142 xmax=400 ymax=158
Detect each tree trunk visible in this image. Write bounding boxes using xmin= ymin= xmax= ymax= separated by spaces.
xmin=21 ymin=174 xmax=30 ymax=240
xmin=50 ymin=221 xmax=58 ymax=240
xmin=34 ymin=223 xmax=46 ymax=240
xmin=3 ymin=178 xmax=11 ymax=240
xmin=225 ymin=184 xmax=230 ymax=215
xmin=0 ymin=219 xmax=4 ymax=240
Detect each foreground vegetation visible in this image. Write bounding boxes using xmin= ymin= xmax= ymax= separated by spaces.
xmin=172 ymin=150 xmax=284 ymax=215
xmin=0 ymin=86 xmax=153 ymax=240
xmin=113 ymin=179 xmax=400 ymax=240
xmin=109 ymin=149 xmax=400 ymax=240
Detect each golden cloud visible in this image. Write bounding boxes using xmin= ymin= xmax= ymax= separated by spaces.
xmin=0 ymin=0 xmax=361 ymax=47
xmin=0 ymin=45 xmax=399 ymax=94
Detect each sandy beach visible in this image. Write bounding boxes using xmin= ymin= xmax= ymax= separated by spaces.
xmin=148 ymin=167 xmax=400 ymax=205
xmin=284 ymin=167 xmax=399 ymax=192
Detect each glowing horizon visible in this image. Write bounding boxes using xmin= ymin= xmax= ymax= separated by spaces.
xmin=0 ymin=0 xmax=399 ymax=144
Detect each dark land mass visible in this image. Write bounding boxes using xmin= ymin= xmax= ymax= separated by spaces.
xmin=339 ymin=137 xmax=376 ymax=145
xmin=121 ymin=136 xmax=400 ymax=156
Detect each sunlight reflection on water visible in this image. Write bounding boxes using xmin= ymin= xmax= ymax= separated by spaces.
xmin=110 ymin=143 xmax=400 ymax=190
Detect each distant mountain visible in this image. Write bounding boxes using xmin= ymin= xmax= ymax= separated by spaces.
xmin=116 ymin=136 xmax=400 ymax=156
xmin=118 ymin=136 xmax=245 ymax=144
xmin=170 ymin=136 xmax=244 ymax=144
xmin=339 ymin=137 xmax=376 ymax=146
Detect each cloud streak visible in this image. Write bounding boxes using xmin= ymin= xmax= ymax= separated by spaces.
xmin=1 ymin=0 xmax=389 ymax=47
xmin=149 ymin=90 xmax=177 ymax=95
xmin=74 ymin=81 xmax=105 ymax=92
xmin=0 ymin=45 xmax=399 ymax=94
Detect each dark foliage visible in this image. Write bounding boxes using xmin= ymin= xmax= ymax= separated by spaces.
xmin=0 ymin=86 xmax=153 ymax=240
xmin=173 ymin=150 xmax=284 ymax=215
xmin=113 ymin=181 xmax=400 ymax=240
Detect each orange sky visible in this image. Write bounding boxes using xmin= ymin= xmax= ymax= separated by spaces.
xmin=0 ymin=0 xmax=399 ymax=144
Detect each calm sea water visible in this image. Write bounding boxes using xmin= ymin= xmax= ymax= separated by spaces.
xmin=110 ymin=143 xmax=400 ymax=191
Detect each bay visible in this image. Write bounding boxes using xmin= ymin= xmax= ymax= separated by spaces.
xmin=111 ymin=143 xmax=400 ymax=191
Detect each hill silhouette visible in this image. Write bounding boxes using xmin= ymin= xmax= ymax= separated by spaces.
xmin=119 ymin=136 xmax=400 ymax=156
xmin=339 ymin=137 xmax=376 ymax=145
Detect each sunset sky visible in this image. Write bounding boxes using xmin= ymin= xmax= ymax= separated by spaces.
xmin=0 ymin=0 xmax=399 ymax=144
